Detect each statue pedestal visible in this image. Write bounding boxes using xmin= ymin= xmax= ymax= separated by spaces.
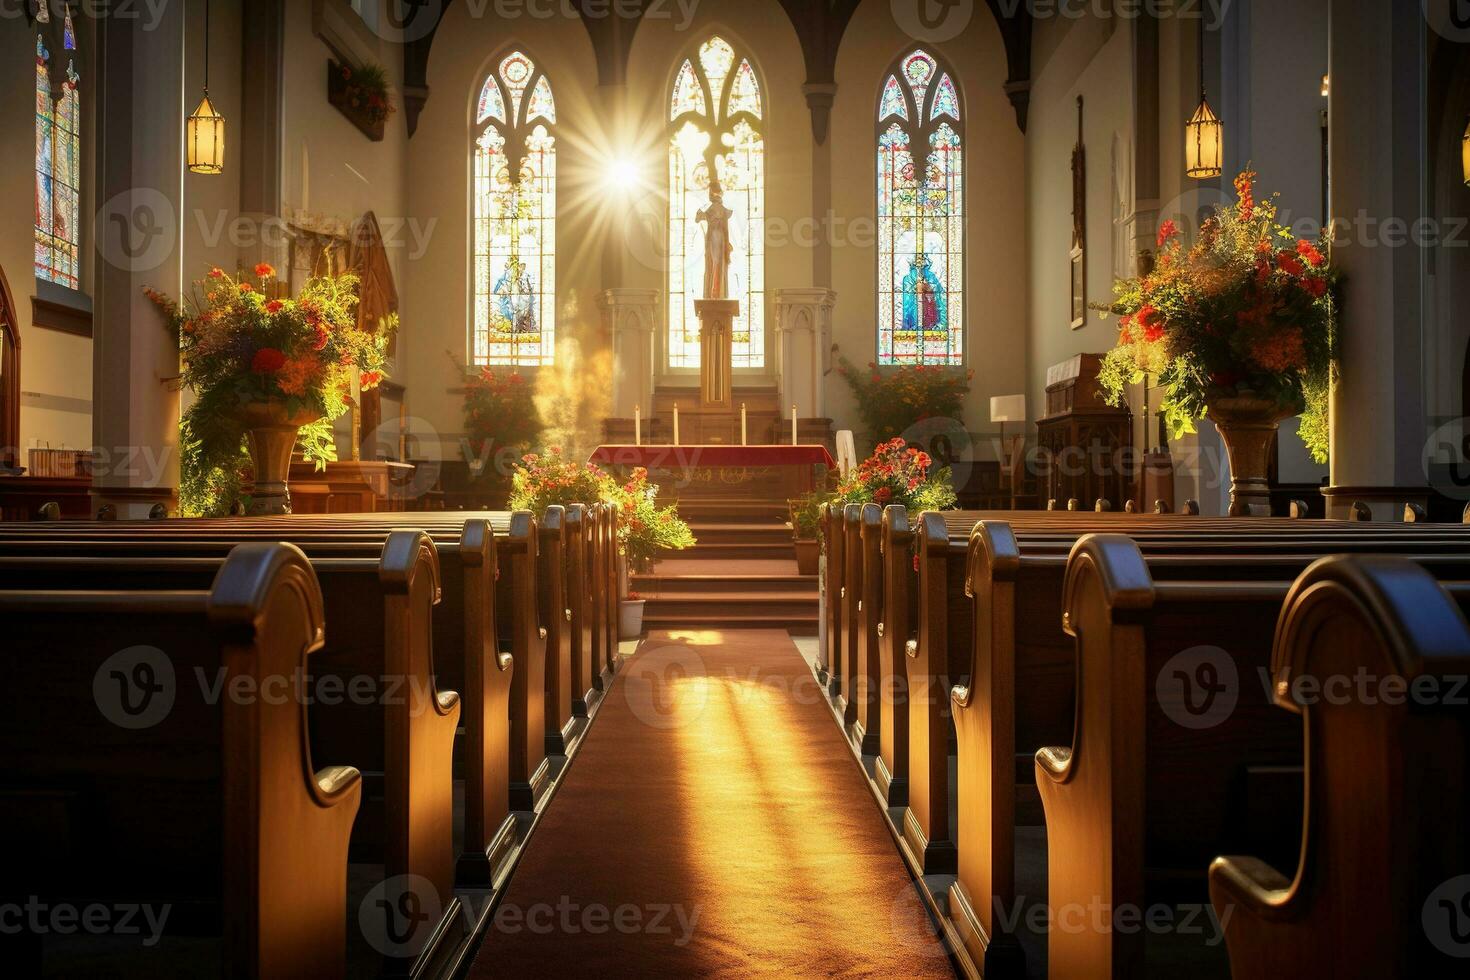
xmin=694 ymin=299 xmax=739 ymax=412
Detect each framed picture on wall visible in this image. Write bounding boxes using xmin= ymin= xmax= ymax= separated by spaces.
xmin=1070 ymin=95 xmax=1087 ymax=331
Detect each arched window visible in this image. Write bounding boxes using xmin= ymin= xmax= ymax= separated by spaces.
xmin=473 ymin=51 xmax=557 ymax=366
xmin=35 ymin=4 xmax=81 ymax=289
xmin=877 ymin=49 xmax=964 ymax=365
xmin=668 ymin=35 xmax=765 ymax=370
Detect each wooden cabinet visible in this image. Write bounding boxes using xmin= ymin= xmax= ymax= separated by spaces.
xmin=1035 ymin=354 xmax=1134 ymax=509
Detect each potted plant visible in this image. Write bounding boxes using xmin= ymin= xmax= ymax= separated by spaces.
xmin=327 ymin=59 xmax=395 ymax=141
xmin=148 ymin=265 xmax=394 ymax=517
xmin=1093 ymin=169 xmax=1337 ymax=516
xmin=788 ymin=490 xmax=825 ymax=575
xmin=619 ymin=590 xmax=646 ymax=640
xmin=834 ymin=352 xmax=973 ymax=446
xmin=463 ymin=366 xmax=543 ymax=507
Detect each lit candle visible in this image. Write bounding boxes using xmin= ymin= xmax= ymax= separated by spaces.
xmin=791 ymin=404 xmax=798 ymax=446
xmin=741 ymin=403 xmax=747 ymax=446
xmin=673 ymin=403 xmax=680 ymax=445
xmin=634 ymin=405 xmax=642 ymax=446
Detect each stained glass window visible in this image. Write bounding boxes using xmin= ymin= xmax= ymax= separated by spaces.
xmin=35 ymin=13 xmax=81 ymax=290
xmin=878 ymin=49 xmax=964 ymax=366
xmin=473 ymin=52 xmax=557 ymax=367
xmin=667 ymin=36 xmax=765 ymax=370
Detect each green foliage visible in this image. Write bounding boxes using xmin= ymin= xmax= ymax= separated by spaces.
xmin=463 ymin=367 xmax=544 ymax=472
xmin=834 ymin=351 xmax=972 ymax=446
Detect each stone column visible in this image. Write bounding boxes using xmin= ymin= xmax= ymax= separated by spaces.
xmin=1322 ymin=0 xmax=1429 ymax=519
xmin=774 ymin=288 xmax=836 ymax=420
xmin=91 ymin=3 xmax=186 ymax=517
xmin=600 ymin=288 xmax=659 ymax=419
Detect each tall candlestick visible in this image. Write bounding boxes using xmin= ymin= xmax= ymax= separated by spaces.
xmin=673 ymin=403 xmax=680 ymax=445
xmin=791 ymin=404 xmax=798 ymax=446
xmin=634 ymin=405 xmax=642 ymax=446
xmin=741 ymin=403 xmax=747 ymax=446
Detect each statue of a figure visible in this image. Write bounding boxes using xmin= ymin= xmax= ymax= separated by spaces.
xmin=696 ymin=179 xmax=734 ymax=300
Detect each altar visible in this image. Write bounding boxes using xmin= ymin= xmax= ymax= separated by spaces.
xmin=589 ymin=444 xmax=835 ymax=501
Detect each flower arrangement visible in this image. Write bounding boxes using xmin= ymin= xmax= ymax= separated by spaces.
xmin=508 ymin=449 xmax=697 ymax=572
xmin=1092 ymin=169 xmax=1337 ymax=463
xmin=148 ymin=265 xmax=394 ymax=516
xmin=334 ymin=61 xmax=395 ymax=125
xmin=836 ymin=351 xmax=973 ymax=446
xmin=788 ymin=489 xmax=827 ymax=540
xmin=508 ymin=446 xmax=614 ymax=516
xmin=463 ymin=366 xmax=544 ymax=467
xmin=833 ymin=437 xmax=957 ymax=513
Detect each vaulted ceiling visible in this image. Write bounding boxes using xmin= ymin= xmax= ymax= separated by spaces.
xmin=399 ymin=0 xmax=1032 ymax=137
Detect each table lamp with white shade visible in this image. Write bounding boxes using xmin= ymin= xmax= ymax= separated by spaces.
xmin=990 ymin=395 xmax=1027 ymax=494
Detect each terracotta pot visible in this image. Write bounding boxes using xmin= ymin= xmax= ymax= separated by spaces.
xmin=1208 ymin=394 xmax=1298 ymax=517
xmin=618 ymin=599 xmax=646 ymax=640
xmin=241 ymin=400 xmax=323 ymax=516
xmin=793 ymin=538 xmax=819 ymax=576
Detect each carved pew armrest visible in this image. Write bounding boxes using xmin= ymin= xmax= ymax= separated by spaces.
xmin=1035 ymin=745 xmax=1072 ymax=782
xmin=1208 ymin=855 xmax=1295 ymax=921
xmin=312 ymin=764 xmax=363 ymax=808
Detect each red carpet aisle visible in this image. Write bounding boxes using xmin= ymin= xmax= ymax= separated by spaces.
xmin=469 ymin=629 xmax=954 ymax=978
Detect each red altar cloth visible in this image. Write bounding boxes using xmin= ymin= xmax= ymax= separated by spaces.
xmin=588 ymin=444 xmax=836 ymax=469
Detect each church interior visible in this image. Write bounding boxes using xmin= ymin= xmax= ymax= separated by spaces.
xmin=4 ymin=0 xmax=1470 ymax=977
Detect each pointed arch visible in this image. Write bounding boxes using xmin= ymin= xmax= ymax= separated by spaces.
xmin=876 ymin=48 xmax=965 ymax=366
xmin=667 ymin=33 xmax=767 ymax=371
xmin=472 ymin=49 xmax=557 ymax=367
xmin=35 ymin=3 xmax=82 ymax=289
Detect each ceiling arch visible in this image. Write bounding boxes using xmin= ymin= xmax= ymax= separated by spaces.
xmin=400 ymin=0 xmax=1032 ymax=135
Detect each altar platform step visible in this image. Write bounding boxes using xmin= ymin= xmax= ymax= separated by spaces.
xmin=636 ymin=556 xmax=819 ymax=636
xmin=683 ymin=523 xmax=794 ymax=545
xmin=662 ymin=541 xmax=796 ymax=561
xmin=666 ymin=500 xmax=790 ymax=524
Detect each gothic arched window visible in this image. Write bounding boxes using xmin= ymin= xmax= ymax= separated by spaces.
xmin=877 ymin=49 xmax=964 ymax=365
xmin=473 ymin=51 xmax=557 ymax=366
xmin=35 ymin=4 xmax=81 ymax=289
xmin=668 ymin=35 xmax=765 ymax=370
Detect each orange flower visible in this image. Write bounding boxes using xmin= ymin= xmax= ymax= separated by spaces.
xmin=1252 ymin=328 xmax=1306 ymax=373
xmin=275 ymin=355 xmax=323 ymax=396
xmin=264 ymin=300 xmax=285 ymax=314
xmin=254 ymin=262 xmax=276 ymax=279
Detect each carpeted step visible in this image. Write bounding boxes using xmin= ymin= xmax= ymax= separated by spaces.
xmin=640 ymin=611 xmax=820 ymax=635
xmin=633 ymin=574 xmax=817 ymax=595
xmin=662 ymin=541 xmax=796 ymax=561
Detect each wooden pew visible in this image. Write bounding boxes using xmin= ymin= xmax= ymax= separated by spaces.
xmin=0 ymin=530 xmax=465 ymax=970
xmin=837 ymin=503 xmax=863 ymax=730
xmin=540 ymin=506 xmax=576 ymax=756
xmin=1032 ymin=533 xmax=1470 ymax=977
xmin=876 ymin=505 xmax=915 ymax=808
xmin=947 ymin=516 xmax=1470 ymax=976
xmin=1209 ymin=555 xmax=1470 ymax=977
xmin=0 ymin=514 xmax=539 ymax=888
xmin=818 ymin=502 xmax=844 ymax=697
xmin=853 ymin=503 xmax=884 ymax=754
xmin=0 ymin=543 xmax=361 ymax=978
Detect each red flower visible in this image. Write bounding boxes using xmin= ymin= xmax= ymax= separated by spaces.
xmin=360 ymin=371 xmax=384 ymax=390
xmin=254 ymin=263 xmax=276 ymax=279
xmin=1296 ymin=240 xmax=1325 ymax=267
xmin=238 ymin=281 xmax=254 ymax=293
xmin=874 ymin=486 xmax=893 ymax=503
xmin=311 ymin=324 xmax=330 ymax=350
xmin=252 ymin=348 xmax=287 ymax=374
xmin=264 ymin=300 xmax=285 ymax=314
xmin=207 ymin=267 xmax=225 ymax=279
xmin=1276 ymin=251 xmax=1305 ymax=277
xmin=1156 ymin=220 xmax=1178 ymax=247
xmin=1299 ymin=276 xmax=1328 ymax=299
